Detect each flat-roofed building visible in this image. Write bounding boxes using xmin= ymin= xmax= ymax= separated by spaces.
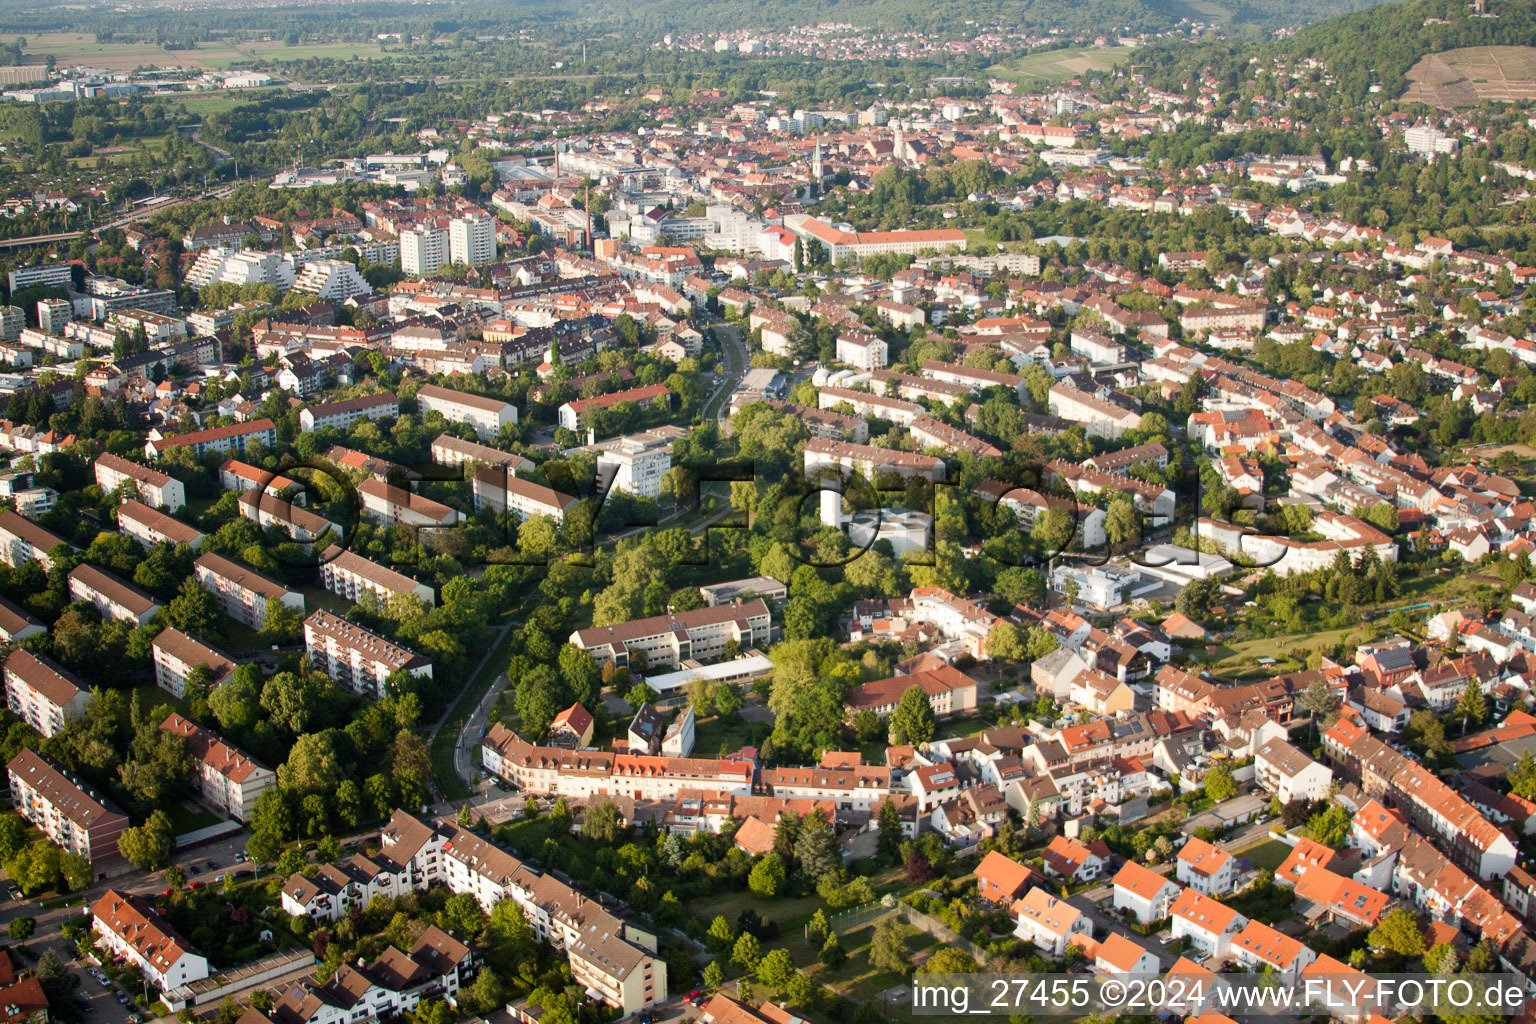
xmin=319 ymin=546 xmax=436 ymax=608
xmin=4 ymin=649 xmax=87 ymax=738
xmin=160 ymin=713 xmax=275 ymax=822
xmin=9 ymin=749 xmax=129 ymax=861
xmin=67 ymin=564 xmax=162 ymax=626
xmin=698 ymin=576 xmax=788 ymax=607
xmin=471 ymin=468 xmax=580 ymax=523
xmin=0 ymin=510 xmax=71 ymax=569
xmin=94 ymin=453 xmax=185 ymax=512
xmin=193 ymin=553 xmax=305 ymax=629
xmin=151 ymin=627 xmax=236 ymax=698
xmin=304 ymin=610 xmax=432 ymax=699
xmin=299 ymin=393 xmax=400 ymax=433
xmin=416 ymin=384 xmax=517 ymax=439
xmin=570 ymin=599 xmax=771 ymax=670
xmin=117 ymin=500 xmax=204 ymax=551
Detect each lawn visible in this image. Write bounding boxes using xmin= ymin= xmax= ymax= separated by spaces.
xmin=1195 ymin=625 xmax=1363 ymax=678
xmin=165 ymin=804 xmax=223 ymax=836
xmin=0 ymin=32 xmax=394 ymax=73
xmin=692 ymin=712 xmax=771 ymax=760
xmin=1235 ymin=837 xmax=1291 ymax=872
xmin=986 ymin=46 xmax=1131 ymax=85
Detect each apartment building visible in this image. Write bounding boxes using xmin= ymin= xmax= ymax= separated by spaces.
xmin=67 ymin=564 xmax=163 ymax=626
xmin=319 ymin=546 xmax=436 ymax=609
xmin=261 ymin=926 xmax=474 ymax=1024
xmin=429 ymin=433 xmax=532 ymax=472
xmin=557 ymin=383 xmax=670 ymax=431
xmin=0 ymin=510 xmax=71 ymax=569
xmin=218 ymin=460 xmax=298 ymax=498
xmin=835 ymin=331 xmax=888 ymax=370
xmin=93 ymin=453 xmax=186 ymax=512
xmin=449 ymin=213 xmax=496 ymax=266
xmin=416 ymin=385 xmax=517 ymax=439
xmin=816 ymin=386 xmax=922 ymax=426
xmin=803 ymin=437 xmax=945 ymax=483
xmin=193 ymin=553 xmax=306 ymax=629
xmin=299 ymin=393 xmax=400 ymax=433
xmin=90 ymin=890 xmax=208 ymax=991
xmin=699 ymin=576 xmax=788 ymax=607
xmin=358 ymin=478 xmax=460 ymax=529
xmin=160 ymin=713 xmax=275 ymax=822
xmin=238 ymin=491 xmax=340 ymax=546
xmin=304 ymin=610 xmax=432 ymax=699
xmin=1255 ymin=737 xmax=1334 ymax=804
xmin=290 ymin=258 xmax=371 ymax=301
xmin=0 ymin=594 xmax=43 ymax=643
xmin=401 ymin=226 xmax=448 ymax=277
xmin=145 ymin=418 xmax=277 ymax=459
xmin=481 ymin=727 xmax=755 ymax=803
xmin=4 ymin=649 xmax=87 ymax=738
xmin=471 ymin=468 xmax=580 ymax=523
xmin=151 ymin=627 xmax=236 ymax=698
xmin=117 ymin=500 xmax=204 ymax=551
xmin=845 ymin=664 xmax=979 ymax=718
xmin=591 ymin=429 xmax=676 ymax=499
xmin=1047 ymin=384 xmax=1142 ymax=439
xmin=8 ymin=749 xmax=129 ymax=861
xmin=569 ymin=598 xmax=771 ymax=669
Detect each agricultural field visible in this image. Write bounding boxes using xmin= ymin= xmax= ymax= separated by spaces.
xmin=1404 ymin=45 xmax=1536 ymax=108
xmin=986 ymin=45 xmax=1130 ymax=85
xmin=0 ymin=32 xmax=392 ymax=73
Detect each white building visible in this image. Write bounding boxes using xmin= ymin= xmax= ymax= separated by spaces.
xmin=449 ymin=214 xmax=496 ymax=266
xmin=4 ymin=649 xmax=87 ymax=738
xmin=416 ymin=384 xmax=517 ymax=439
xmin=1112 ymin=860 xmax=1183 ymax=926
xmin=401 ymin=226 xmax=448 ymax=276
xmin=593 ymin=431 xmax=674 ymax=499
xmin=292 ymin=258 xmax=372 ymax=300
xmin=94 ymin=453 xmax=186 ymax=512
xmin=304 ymin=609 xmax=432 ymax=699
xmin=1255 ymin=737 xmax=1334 ymax=804
xmin=91 ymin=891 xmax=208 ymax=991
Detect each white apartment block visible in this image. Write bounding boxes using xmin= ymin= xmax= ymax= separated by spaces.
xmin=91 ymin=890 xmax=208 ymax=991
xmin=8 ymin=263 xmax=71 ymax=292
xmin=803 ymin=437 xmax=945 ymax=483
xmin=569 ymin=598 xmax=771 ymax=669
xmin=835 ymin=331 xmax=888 ymax=370
xmin=416 ymin=384 xmax=517 ymax=439
xmin=291 ymin=258 xmax=371 ymax=300
xmin=401 ymin=227 xmax=447 ymax=276
xmin=449 ymin=214 xmax=496 ymax=266
xmin=593 ymin=431 xmax=674 ymax=499
xmin=358 ymin=478 xmax=460 ymax=529
xmin=471 ymin=468 xmax=580 ymax=523
xmin=0 ymin=510 xmax=71 ymax=569
xmin=117 ymin=500 xmax=204 ymax=551
xmin=193 ymin=552 xmax=306 ymax=629
xmin=94 ymin=452 xmax=186 ymax=512
xmin=152 ymin=627 xmax=236 ymax=698
xmin=304 ymin=609 xmax=432 ymax=699
xmin=9 ymin=749 xmax=129 ymax=861
xmin=67 ymin=564 xmax=162 ymax=626
xmin=161 ymin=713 xmax=275 ymax=823
xmin=1255 ymin=737 xmax=1334 ymax=804
xmin=1047 ymin=384 xmax=1142 ymax=439
xmin=319 ymin=546 xmax=436 ymax=609
xmin=299 ymin=393 xmax=399 ymax=433
xmin=4 ymin=649 xmax=87 ymax=738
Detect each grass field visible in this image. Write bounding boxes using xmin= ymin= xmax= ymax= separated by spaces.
xmin=987 ymin=46 xmax=1131 ymax=85
xmin=0 ymin=32 xmax=391 ymax=73
xmin=1235 ymin=837 xmax=1291 ymax=872
xmin=1405 ymin=46 xmax=1536 ymax=108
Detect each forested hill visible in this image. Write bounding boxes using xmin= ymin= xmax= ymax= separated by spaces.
xmin=1280 ymin=0 xmax=1536 ymax=99
xmin=0 ymin=0 xmax=1406 ymax=51
xmin=1141 ymin=0 xmax=1536 ymax=105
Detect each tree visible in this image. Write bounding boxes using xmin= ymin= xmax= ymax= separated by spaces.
xmin=1204 ymin=763 xmax=1237 ymax=803
xmin=819 ymin=933 xmax=846 ymax=968
xmin=875 ymin=798 xmax=903 ymax=864
xmin=1512 ymin=752 xmax=1536 ymax=800
xmin=1457 ymin=680 xmax=1487 ymax=730
xmin=1297 ymin=679 xmax=1341 ymax=736
xmin=756 ymin=948 xmax=796 ymax=990
xmin=1105 ymin=499 xmax=1142 ymax=550
xmin=1308 ymin=804 xmax=1352 ymax=847
xmin=920 ymin=949 xmax=979 ymax=974
xmin=440 ymin=893 xmax=488 ymax=942
xmin=8 ymin=917 xmax=34 ymax=940
xmin=0 ymin=815 xmax=26 ymax=862
xmin=732 ymin=931 xmax=762 ymax=972
xmin=117 ymin=810 xmax=174 ymax=869
xmin=706 ymin=915 xmax=735 ymax=952
xmin=748 ymin=853 xmax=787 ymax=898
xmin=795 ymin=814 xmax=840 ymax=881
xmin=889 ymin=685 xmax=936 ymax=745
xmin=702 ymin=960 xmax=725 ymax=992
xmin=1369 ymin=906 xmax=1426 ymax=958
xmin=869 ymin=918 xmax=908 ymax=975
xmin=714 ymin=684 xmax=744 ymax=720
xmin=582 ymin=801 xmax=622 ymax=843
xmin=986 ymin=622 xmax=1026 ymax=661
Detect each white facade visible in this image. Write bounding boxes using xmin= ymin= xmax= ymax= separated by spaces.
xmin=401 ymin=227 xmax=448 ymax=276
xmin=449 ymin=214 xmax=496 ymax=266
